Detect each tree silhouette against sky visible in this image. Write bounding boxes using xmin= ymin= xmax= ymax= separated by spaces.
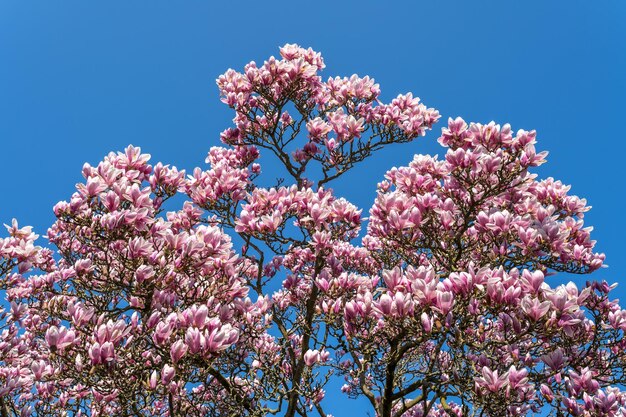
xmin=1 ymin=44 xmax=625 ymax=417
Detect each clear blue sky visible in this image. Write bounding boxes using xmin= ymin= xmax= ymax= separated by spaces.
xmin=1 ymin=1 xmax=625 ymax=415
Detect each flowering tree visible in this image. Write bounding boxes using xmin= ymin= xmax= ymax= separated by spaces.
xmin=1 ymin=44 xmax=625 ymax=417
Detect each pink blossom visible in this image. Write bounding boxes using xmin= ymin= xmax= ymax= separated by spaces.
xmin=475 ymin=366 xmax=509 ymax=392
xmin=45 ymin=326 xmax=75 ymax=352
xmin=304 ymin=349 xmax=321 ymax=367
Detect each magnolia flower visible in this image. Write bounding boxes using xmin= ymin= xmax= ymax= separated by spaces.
xmin=521 ymin=296 xmax=551 ymax=321
xmin=45 ymin=326 xmax=75 ymax=352
xmin=475 ymin=367 xmax=509 ymax=392
xmin=304 ymin=349 xmax=321 ymax=367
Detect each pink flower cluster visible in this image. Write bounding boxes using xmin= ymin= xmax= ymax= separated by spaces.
xmin=217 ymin=43 xmax=440 ymax=185
xmin=368 ymin=117 xmax=604 ymax=275
xmin=235 ymin=186 xmax=362 ymax=251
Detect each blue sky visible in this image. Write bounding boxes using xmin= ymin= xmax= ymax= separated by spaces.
xmin=1 ymin=1 xmax=625 ymax=415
